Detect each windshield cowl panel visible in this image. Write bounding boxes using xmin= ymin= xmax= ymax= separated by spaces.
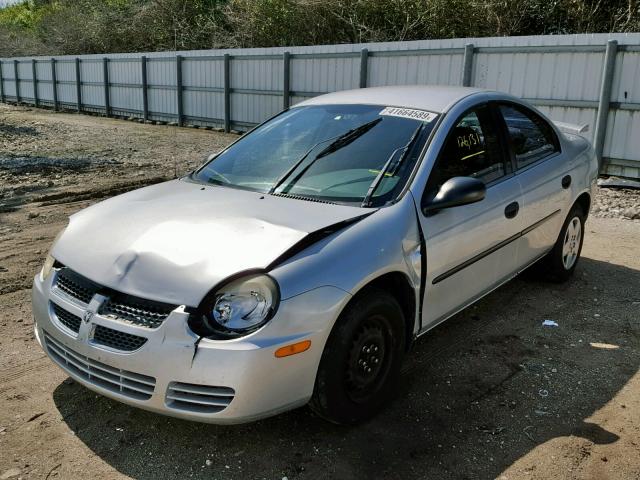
xmin=193 ymin=104 xmax=439 ymax=208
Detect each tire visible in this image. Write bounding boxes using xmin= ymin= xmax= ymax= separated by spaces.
xmin=536 ymin=204 xmax=586 ymax=282
xmin=309 ymin=287 xmax=406 ymax=425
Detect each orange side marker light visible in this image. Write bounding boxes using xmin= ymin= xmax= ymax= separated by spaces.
xmin=275 ymin=340 xmax=311 ymax=358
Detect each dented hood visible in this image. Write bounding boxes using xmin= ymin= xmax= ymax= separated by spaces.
xmin=52 ymin=179 xmax=365 ymax=306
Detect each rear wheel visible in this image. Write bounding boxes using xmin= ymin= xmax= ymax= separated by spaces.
xmin=309 ymin=288 xmax=406 ymax=424
xmin=536 ymin=204 xmax=586 ymax=282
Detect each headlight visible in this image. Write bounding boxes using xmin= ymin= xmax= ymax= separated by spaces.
xmin=191 ymin=273 xmax=280 ymax=338
xmin=39 ymin=223 xmax=68 ymax=282
xmin=40 ymin=254 xmax=56 ymax=281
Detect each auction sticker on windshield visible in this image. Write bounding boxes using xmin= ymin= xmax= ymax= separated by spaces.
xmin=379 ymin=107 xmax=437 ymax=122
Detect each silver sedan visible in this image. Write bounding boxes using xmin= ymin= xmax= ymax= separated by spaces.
xmin=32 ymin=86 xmax=598 ymax=424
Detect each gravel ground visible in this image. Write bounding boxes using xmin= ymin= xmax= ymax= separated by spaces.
xmin=0 ymin=104 xmax=639 ymax=480
xmin=592 ymin=183 xmax=640 ymax=220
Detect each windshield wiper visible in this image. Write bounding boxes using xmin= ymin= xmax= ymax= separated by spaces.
xmin=268 ymin=118 xmax=382 ymax=195
xmin=361 ymin=124 xmax=425 ymax=207
xmin=315 ymin=118 xmax=382 ymax=159
xmin=267 ymin=138 xmax=334 ymax=194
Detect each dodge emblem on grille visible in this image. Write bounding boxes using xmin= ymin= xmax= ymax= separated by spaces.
xmin=83 ymin=311 xmax=94 ymax=324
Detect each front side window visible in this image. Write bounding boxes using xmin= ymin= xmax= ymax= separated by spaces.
xmin=499 ymin=104 xmax=559 ymax=169
xmin=192 ymin=104 xmax=438 ymax=207
xmin=427 ymin=105 xmax=505 ymax=192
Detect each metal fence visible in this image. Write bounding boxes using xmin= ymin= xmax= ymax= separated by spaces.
xmin=2 ymin=33 xmax=640 ymax=178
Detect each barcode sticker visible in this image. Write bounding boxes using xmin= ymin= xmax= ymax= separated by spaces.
xmin=379 ymin=107 xmax=437 ymax=122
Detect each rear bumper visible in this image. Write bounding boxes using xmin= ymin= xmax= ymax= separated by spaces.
xmin=32 ymin=272 xmax=350 ymax=424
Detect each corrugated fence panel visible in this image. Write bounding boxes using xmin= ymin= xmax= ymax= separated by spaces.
xmin=2 ymin=33 xmax=640 ymax=178
xmin=35 ymin=61 xmax=52 ymax=104
xmin=147 ymin=58 xmax=177 ymax=120
xmin=603 ymin=109 xmax=640 ymax=177
xmin=613 ymin=51 xmax=640 ymax=104
xmin=473 ymin=50 xmax=604 ymax=100
xmin=231 ymin=93 xmax=281 ymax=126
xmin=369 ymin=53 xmax=464 ymax=87
xmin=602 ymin=49 xmax=640 ymax=176
xmin=182 ymin=57 xmax=225 ymax=124
xmin=109 ymin=59 xmax=143 ymax=115
xmin=79 ymin=60 xmax=105 ymax=111
xmin=290 ymin=56 xmax=360 ymax=94
xmin=230 ymin=57 xmax=283 ymax=125
xmin=2 ymin=62 xmax=16 ymax=97
xmin=232 ymin=58 xmax=282 ymax=90
xmin=56 ymin=61 xmax=76 ymax=106
xmin=17 ymin=61 xmax=34 ymax=100
xmin=289 ymin=94 xmax=309 ymax=107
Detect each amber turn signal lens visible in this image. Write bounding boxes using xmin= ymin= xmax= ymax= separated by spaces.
xmin=275 ymin=340 xmax=311 ymax=358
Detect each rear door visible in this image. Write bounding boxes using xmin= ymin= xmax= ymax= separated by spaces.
xmin=495 ymin=102 xmax=570 ymax=268
xmin=417 ymin=104 xmax=523 ymax=329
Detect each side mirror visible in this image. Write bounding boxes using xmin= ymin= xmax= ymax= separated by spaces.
xmin=422 ymin=176 xmax=486 ymax=214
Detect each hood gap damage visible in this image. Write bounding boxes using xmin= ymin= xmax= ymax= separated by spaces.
xmin=189 ymin=212 xmax=375 ymax=355
xmin=266 ymin=212 xmax=375 ymax=271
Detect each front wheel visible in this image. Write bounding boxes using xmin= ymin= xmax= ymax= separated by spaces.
xmin=537 ymin=204 xmax=586 ymax=282
xmin=309 ymin=288 xmax=406 ymax=424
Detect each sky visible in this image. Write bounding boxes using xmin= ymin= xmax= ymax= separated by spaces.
xmin=0 ymin=0 xmax=22 ymax=7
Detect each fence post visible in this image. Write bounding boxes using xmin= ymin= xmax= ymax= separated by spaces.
xmin=51 ymin=58 xmax=58 ymax=111
xmin=13 ymin=60 xmax=20 ymax=103
xmin=0 ymin=61 xmax=4 ymax=103
xmin=103 ymin=57 xmax=110 ymax=117
xmin=283 ymin=51 xmax=290 ymax=109
xmin=224 ymin=53 xmax=231 ymax=133
xmin=176 ymin=55 xmax=184 ymax=126
xmin=593 ymin=39 xmax=618 ymax=168
xmin=75 ymin=58 xmax=82 ymax=112
xmin=141 ymin=56 xmax=148 ymax=122
xmin=359 ymin=48 xmax=369 ymax=88
xmin=32 ymin=59 xmax=38 ymax=107
xmin=462 ymin=43 xmax=474 ymax=87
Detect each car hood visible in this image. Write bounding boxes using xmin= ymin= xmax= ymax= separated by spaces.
xmin=52 ymin=179 xmax=367 ymax=306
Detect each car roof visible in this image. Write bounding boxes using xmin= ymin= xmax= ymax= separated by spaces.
xmin=296 ymin=85 xmax=490 ymax=114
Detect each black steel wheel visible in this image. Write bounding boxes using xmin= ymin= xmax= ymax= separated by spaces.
xmin=310 ymin=287 xmax=406 ymax=424
xmin=345 ymin=316 xmax=393 ymax=404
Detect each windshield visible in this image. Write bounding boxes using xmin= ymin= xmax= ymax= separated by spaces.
xmin=192 ymin=104 xmax=439 ymax=207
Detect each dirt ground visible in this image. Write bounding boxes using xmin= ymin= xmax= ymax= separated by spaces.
xmin=1 ymin=104 xmax=639 ymax=480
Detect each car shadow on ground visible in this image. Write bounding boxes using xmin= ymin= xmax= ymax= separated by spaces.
xmin=52 ymin=257 xmax=639 ymax=479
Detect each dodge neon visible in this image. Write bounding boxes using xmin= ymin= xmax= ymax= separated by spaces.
xmin=32 ymin=86 xmax=597 ymax=424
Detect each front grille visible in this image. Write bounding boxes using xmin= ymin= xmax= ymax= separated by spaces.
xmin=54 ymin=268 xmax=100 ymax=305
xmin=53 ymin=266 xmax=176 ymax=329
xmin=52 ymin=303 xmax=82 ymax=333
xmin=100 ymin=293 xmax=176 ymax=329
xmin=44 ymin=331 xmax=156 ymax=400
xmin=166 ymin=382 xmax=235 ymax=414
xmin=92 ymin=325 xmax=147 ymax=351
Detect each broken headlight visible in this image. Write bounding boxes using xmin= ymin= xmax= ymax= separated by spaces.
xmin=40 ymin=223 xmax=67 ymax=282
xmin=189 ymin=273 xmax=280 ymax=338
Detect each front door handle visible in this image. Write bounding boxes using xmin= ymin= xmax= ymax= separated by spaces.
xmin=562 ymin=175 xmax=572 ymax=189
xmin=504 ymin=201 xmax=519 ymax=219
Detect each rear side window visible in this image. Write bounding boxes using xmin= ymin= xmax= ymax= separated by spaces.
xmin=499 ymin=104 xmax=559 ymax=169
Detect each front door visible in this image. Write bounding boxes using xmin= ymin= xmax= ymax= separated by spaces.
xmin=415 ymin=104 xmax=523 ymax=330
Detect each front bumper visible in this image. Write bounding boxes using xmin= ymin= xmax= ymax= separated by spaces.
xmin=32 ymin=271 xmax=350 ymax=424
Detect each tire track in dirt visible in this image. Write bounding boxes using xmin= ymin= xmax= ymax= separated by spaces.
xmin=35 ymin=176 xmax=170 ymax=206
xmin=0 ymin=356 xmax=50 ymax=392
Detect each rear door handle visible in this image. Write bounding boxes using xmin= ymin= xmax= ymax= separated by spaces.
xmin=504 ymin=201 xmax=519 ymax=219
xmin=562 ymin=175 xmax=572 ymax=189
